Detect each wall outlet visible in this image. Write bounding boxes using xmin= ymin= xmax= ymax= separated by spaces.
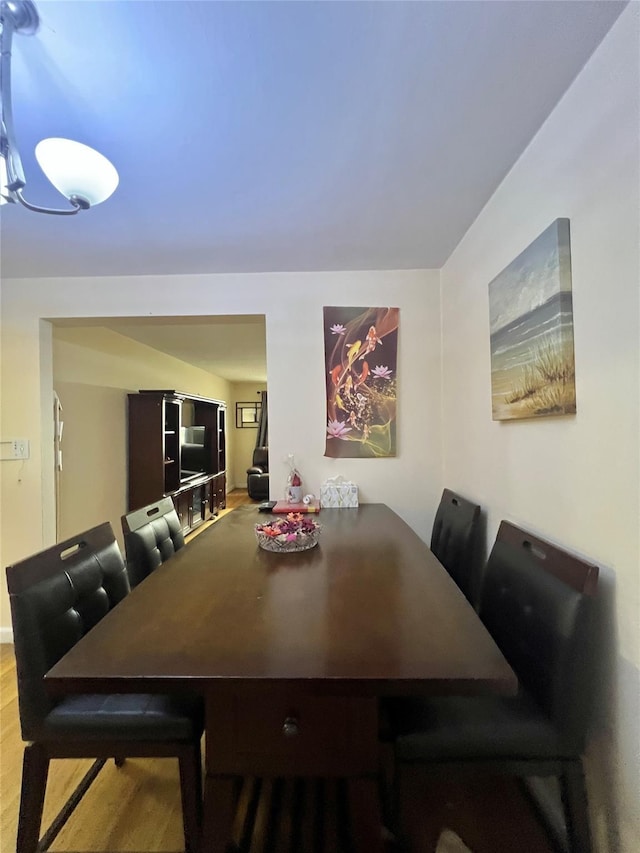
xmin=10 ymin=439 xmax=29 ymax=460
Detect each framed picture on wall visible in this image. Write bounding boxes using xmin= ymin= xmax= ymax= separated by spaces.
xmin=489 ymin=218 xmax=576 ymax=421
xmin=323 ymin=306 xmax=399 ymax=457
xmin=235 ymin=401 xmax=261 ymax=428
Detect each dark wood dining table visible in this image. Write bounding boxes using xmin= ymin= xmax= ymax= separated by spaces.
xmin=45 ymin=503 xmax=517 ymax=853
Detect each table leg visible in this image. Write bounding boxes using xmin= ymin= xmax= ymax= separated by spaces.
xmin=200 ymin=774 xmax=236 ymax=853
xmin=348 ymin=776 xmax=385 ymax=853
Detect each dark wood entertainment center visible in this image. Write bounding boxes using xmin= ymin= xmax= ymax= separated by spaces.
xmin=127 ymin=390 xmax=226 ymax=535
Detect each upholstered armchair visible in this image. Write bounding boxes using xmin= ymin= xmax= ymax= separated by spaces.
xmin=247 ymin=447 xmax=269 ymax=501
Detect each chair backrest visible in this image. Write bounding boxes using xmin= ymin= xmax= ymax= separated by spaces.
xmin=122 ymin=496 xmax=185 ymax=588
xmin=430 ymin=489 xmax=481 ymax=604
xmin=480 ymin=521 xmax=599 ymax=750
xmin=252 ymin=446 xmax=269 ymax=471
xmin=6 ymin=522 xmax=130 ymax=741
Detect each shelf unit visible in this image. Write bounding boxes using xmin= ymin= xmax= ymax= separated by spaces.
xmin=163 ymin=398 xmax=181 ymax=493
xmin=127 ymin=390 xmax=227 ymax=535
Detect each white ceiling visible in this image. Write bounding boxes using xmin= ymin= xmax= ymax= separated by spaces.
xmin=5 ymin=1 xmax=627 ymax=383
xmin=53 ymin=314 xmax=268 ymax=383
xmin=1 ymin=0 xmax=626 ymax=281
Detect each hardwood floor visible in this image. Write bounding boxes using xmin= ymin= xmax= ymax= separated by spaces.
xmin=184 ymin=488 xmax=254 ymax=544
xmin=0 ymin=490 xmax=555 ymax=852
xmin=223 ymin=489 xmax=256 ymax=512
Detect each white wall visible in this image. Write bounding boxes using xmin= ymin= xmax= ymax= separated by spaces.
xmin=440 ymin=7 xmax=639 ymax=851
xmin=0 ymin=269 xmax=441 ymax=633
xmin=52 ymin=326 xmax=232 ymax=548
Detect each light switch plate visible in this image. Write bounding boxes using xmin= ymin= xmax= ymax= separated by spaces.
xmin=1 ymin=438 xmax=30 ymax=460
xmin=12 ymin=439 xmax=29 ymax=459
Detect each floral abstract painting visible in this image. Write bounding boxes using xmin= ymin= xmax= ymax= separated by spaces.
xmin=489 ymin=219 xmax=576 ymax=421
xmin=324 ymin=306 xmax=399 ymax=458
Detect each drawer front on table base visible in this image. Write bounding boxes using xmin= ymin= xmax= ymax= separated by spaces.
xmin=205 ymin=692 xmax=378 ymax=777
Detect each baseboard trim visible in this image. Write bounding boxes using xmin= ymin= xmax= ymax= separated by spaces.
xmin=0 ymin=626 xmax=14 ymax=644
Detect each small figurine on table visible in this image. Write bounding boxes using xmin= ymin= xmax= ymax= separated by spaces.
xmin=286 ymin=455 xmax=303 ymax=503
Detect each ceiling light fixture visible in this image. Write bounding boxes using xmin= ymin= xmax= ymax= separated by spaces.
xmin=0 ymin=0 xmax=119 ymax=214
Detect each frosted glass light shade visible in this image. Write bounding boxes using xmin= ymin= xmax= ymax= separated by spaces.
xmin=35 ymin=138 xmax=119 ymax=206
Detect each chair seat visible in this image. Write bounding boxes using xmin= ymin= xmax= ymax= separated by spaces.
xmin=42 ymin=694 xmax=204 ymax=741
xmin=247 ymin=472 xmax=269 ymax=500
xmin=385 ymin=693 xmax=569 ymax=762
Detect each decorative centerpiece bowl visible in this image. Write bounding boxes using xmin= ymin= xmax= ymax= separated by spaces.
xmin=255 ymin=513 xmax=321 ymax=553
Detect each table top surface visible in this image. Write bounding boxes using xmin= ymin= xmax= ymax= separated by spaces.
xmin=45 ymin=504 xmax=517 ymax=697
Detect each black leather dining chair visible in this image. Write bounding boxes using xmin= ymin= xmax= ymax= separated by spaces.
xmin=430 ymin=488 xmax=481 ymax=607
xmin=6 ymin=522 xmax=203 ymax=853
xmin=122 ymin=495 xmax=185 ymax=588
xmin=384 ymin=521 xmax=599 ymax=853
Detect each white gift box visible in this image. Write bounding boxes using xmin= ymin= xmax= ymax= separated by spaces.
xmin=320 ymin=475 xmax=359 ymax=508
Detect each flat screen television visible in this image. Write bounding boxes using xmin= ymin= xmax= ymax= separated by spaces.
xmin=180 ymin=425 xmax=207 ymax=479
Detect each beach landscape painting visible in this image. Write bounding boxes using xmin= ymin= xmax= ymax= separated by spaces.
xmin=489 ymin=219 xmax=576 ymax=421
